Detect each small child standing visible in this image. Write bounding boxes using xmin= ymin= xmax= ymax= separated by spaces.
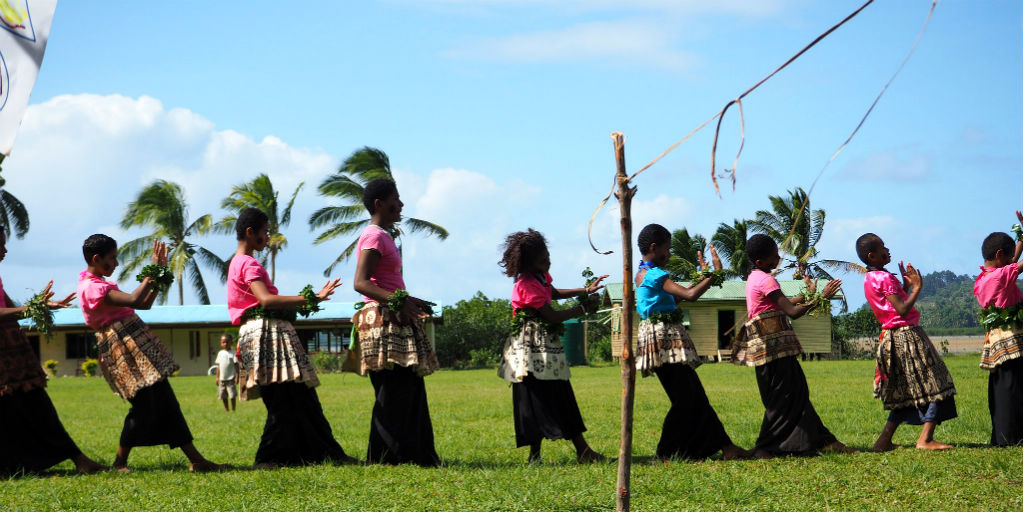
xmin=496 ymin=228 xmax=608 ymax=464
xmin=215 ymin=333 xmax=238 ymax=412
xmin=634 ymin=224 xmax=747 ymax=461
xmin=78 ymin=234 xmax=225 ymax=472
xmin=733 ymin=234 xmax=854 ymax=458
xmin=972 ymin=212 xmax=1022 ymax=446
xmin=856 ymin=233 xmax=957 ymax=451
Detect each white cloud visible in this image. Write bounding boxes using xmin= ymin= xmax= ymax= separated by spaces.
xmin=445 ymin=20 xmax=698 ymax=72
xmin=2 ymin=94 xmax=337 ymax=304
xmin=836 ymin=148 xmax=932 ymax=182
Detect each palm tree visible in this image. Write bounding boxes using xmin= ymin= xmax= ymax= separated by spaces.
xmin=664 ymin=228 xmax=707 ymax=282
xmin=749 ymin=187 xmax=865 ymax=311
xmin=215 ymin=173 xmax=303 ymax=282
xmin=119 ymin=180 xmax=226 ymax=305
xmin=0 ymin=155 xmax=29 ymax=239
xmin=711 ymin=219 xmax=752 ymax=279
xmin=308 ymin=146 xmax=449 ymax=276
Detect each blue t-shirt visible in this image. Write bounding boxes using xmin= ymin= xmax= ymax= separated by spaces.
xmin=636 ymin=267 xmax=677 ymax=319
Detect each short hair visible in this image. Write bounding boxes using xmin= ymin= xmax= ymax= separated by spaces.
xmin=982 ymin=232 xmax=1014 ymax=261
xmin=499 ymin=228 xmax=548 ymax=278
xmin=82 ymin=234 xmax=117 ymax=264
xmin=363 ymin=178 xmax=398 ymax=214
xmin=235 ymin=207 xmax=269 ymax=240
xmin=855 ymin=233 xmax=883 ymax=265
xmin=220 ymin=333 xmax=233 ymax=341
xmin=745 ymin=234 xmax=777 ymax=264
xmin=637 ymin=224 xmax=671 ymax=255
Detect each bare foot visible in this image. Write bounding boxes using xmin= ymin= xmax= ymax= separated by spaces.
xmin=870 ymin=440 xmax=898 ymax=452
xmin=73 ymin=455 xmax=110 ymax=474
xmin=752 ymin=449 xmax=774 ymax=460
xmin=822 ymin=441 xmax=860 ymax=454
xmin=113 ymin=465 xmax=131 ymax=474
xmin=528 ymin=451 xmax=542 ymax=465
xmin=576 ymin=447 xmax=608 ymax=464
xmin=252 ymin=462 xmax=279 ymax=470
xmin=916 ymin=440 xmax=953 ymax=451
xmin=189 ymin=460 xmax=230 ymax=472
xmin=720 ymin=444 xmax=751 ymax=460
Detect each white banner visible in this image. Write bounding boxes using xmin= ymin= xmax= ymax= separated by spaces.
xmin=0 ymin=0 xmax=56 ymax=156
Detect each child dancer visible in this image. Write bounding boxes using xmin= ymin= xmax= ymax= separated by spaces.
xmin=972 ymin=212 xmax=1022 ymax=446
xmin=635 ymin=224 xmax=747 ymax=460
xmin=0 ymin=232 xmax=107 ymax=475
xmin=228 ymin=208 xmax=354 ymax=468
xmin=352 ymin=179 xmax=441 ymax=467
xmin=733 ymin=234 xmax=855 ymax=458
xmin=79 ymin=234 xmax=225 ymax=472
xmin=856 ymin=233 xmax=957 ymax=451
xmin=497 ymin=228 xmax=608 ymax=464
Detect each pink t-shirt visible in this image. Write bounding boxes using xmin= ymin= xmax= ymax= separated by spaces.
xmin=746 ymin=269 xmax=781 ymax=318
xmin=77 ymin=270 xmax=134 ymax=330
xmin=356 ymin=225 xmax=405 ymax=302
xmin=227 ymin=254 xmax=278 ymax=325
xmin=974 ymin=264 xmax=1022 ymax=309
xmin=511 ymin=272 xmax=553 ymax=313
xmin=863 ymin=270 xmax=920 ymax=329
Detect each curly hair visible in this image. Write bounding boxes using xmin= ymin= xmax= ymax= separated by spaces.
xmin=499 ymin=228 xmax=548 ymax=278
xmin=82 ymin=234 xmax=117 ymax=264
xmin=235 ymin=207 xmax=269 ymax=241
xmin=745 ymin=233 xmax=777 ymax=264
xmin=637 ymin=224 xmax=671 ymax=255
xmin=363 ymin=178 xmax=398 ymax=214
xmin=855 ymin=233 xmax=883 ymax=265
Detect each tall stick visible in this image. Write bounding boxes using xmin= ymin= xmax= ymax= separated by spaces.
xmin=612 ymin=132 xmax=637 ymax=512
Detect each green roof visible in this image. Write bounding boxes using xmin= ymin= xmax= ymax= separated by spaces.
xmin=603 ymin=279 xmax=844 ymax=302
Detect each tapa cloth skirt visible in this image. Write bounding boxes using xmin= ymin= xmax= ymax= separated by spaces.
xmin=367 ymin=365 xmax=439 ymax=466
xmin=988 ymin=357 xmax=1022 ymax=446
xmin=0 ymin=322 xmax=47 ymax=397
xmin=0 ymin=388 xmax=81 ymax=474
xmin=356 ymin=304 xmax=438 ymax=377
xmin=754 ymin=356 xmax=837 ymax=455
xmin=731 ymin=310 xmax=803 ymax=367
xmin=980 ymin=325 xmax=1021 ymax=370
xmin=511 ymin=374 xmax=586 ymax=448
xmin=236 ymin=317 xmax=320 ymax=400
xmin=636 ymin=319 xmax=700 ymax=377
xmin=96 ymin=314 xmax=179 ymax=400
xmin=498 ymin=320 xmax=570 ymax=383
xmin=255 ymin=381 xmax=349 ymax=466
xmin=119 ymin=378 xmax=193 ymax=449
xmin=874 ymin=326 xmax=956 ymax=410
xmin=653 ymin=363 xmax=731 ymax=460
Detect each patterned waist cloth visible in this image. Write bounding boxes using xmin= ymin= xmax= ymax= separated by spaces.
xmin=980 ymin=325 xmax=1022 ymax=371
xmin=235 ymin=317 xmax=320 ymax=399
xmin=731 ymin=310 xmax=802 ymax=367
xmin=498 ymin=319 xmax=569 ymax=383
xmin=96 ymin=313 xmax=179 ymax=400
xmin=354 ymin=303 xmax=438 ymax=377
xmin=0 ymin=321 xmax=48 ymax=396
xmin=635 ymin=317 xmax=700 ymax=376
xmin=873 ymin=325 xmax=956 ymax=410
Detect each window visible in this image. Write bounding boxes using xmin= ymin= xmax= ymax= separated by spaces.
xmin=66 ymin=333 xmax=98 ymax=359
xmin=717 ymin=309 xmax=737 ymax=350
xmin=296 ymin=328 xmax=350 ymax=354
xmin=188 ymin=331 xmax=202 ymax=359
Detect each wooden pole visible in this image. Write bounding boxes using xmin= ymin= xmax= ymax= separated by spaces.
xmin=612 ymin=132 xmax=637 ymax=512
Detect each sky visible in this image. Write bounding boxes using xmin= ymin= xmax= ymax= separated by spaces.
xmin=0 ymin=0 xmax=1020 ymax=312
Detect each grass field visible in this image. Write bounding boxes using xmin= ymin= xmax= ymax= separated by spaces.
xmin=3 ymin=355 xmax=1021 ymax=511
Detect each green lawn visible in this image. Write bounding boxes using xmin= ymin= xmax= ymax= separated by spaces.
xmin=3 ymin=355 xmax=1021 ymax=511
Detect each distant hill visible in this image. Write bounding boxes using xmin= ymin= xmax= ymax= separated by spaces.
xmin=917 ymin=270 xmax=984 ymax=331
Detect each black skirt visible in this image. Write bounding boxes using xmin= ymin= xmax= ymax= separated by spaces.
xmin=887 ymin=397 xmax=957 ymax=425
xmin=0 ymin=388 xmax=81 ymax=474
xmin=368 ymin=366 xmax=439 ymax=466
xmin=754 ymin=356 xmax=837 ymax=455
xmin=119 ymin=379 xmax=193 ymax=449
xmin=653 ymin=363 xmax=731 ymax=459
xmin=255 ymin=382 xmax=348 ymax=466
xmin=511 ymin=375 xmax=587 ymax=448
xmin=989 ymin=358 xmax=1022 ymax=446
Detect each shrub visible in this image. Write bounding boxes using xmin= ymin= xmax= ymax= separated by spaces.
xmin=44 ymin=359 xmax=58 ymax=376
xmin=589 ymin=336 xmax=612 ymax=363
xmin=311 ymin=351 xmax=344 ymax=373
xmin=81 ymin=358 xmax=99 ymax=377
xmin=467 ymin=348 xmax=500 ymax=369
